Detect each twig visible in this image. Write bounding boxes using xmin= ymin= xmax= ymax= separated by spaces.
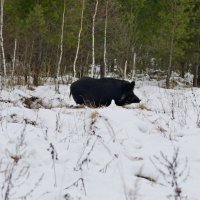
xmin=65 ymin=177 xmax=87 ymax=196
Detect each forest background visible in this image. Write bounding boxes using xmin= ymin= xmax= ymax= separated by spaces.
xmin=1 ymin=0 xmax=200 ymax=87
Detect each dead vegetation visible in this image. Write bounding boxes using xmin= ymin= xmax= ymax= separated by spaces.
xmin=156 ymin=125 xmax=167 ymax=133
xmin=136 ymin=102 xmax=151 ymax=111
xmin=135 ymin=174 xmax=157 ymax=183
xmin=123 ymin=102 xmax=151 ymax=111
xmin=197 ymin=121 xmax=200 ymax=128
xmin=23 ymin=96 xmax=42 ymax=109
xmin=151 ymin=148 xmax=189 ymax=200
xmin=22 ymin=96 xmax=85 ymax=110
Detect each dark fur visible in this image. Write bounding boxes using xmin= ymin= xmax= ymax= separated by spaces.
xmin=70 ymin=77 xmax=141 ymax=107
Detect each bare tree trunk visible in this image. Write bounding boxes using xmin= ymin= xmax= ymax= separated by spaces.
xmin=131 ymin=51 xmax=136 ymax=80
xmin=193 ymin=64 xmax=199 ymax=87
xmin=26 ymin=41 xmax=34 ymax=86
xmin=100 ymin=58 xmax=105 ymax=78
xmin=195 ymin=64 xmax=199 ymax=86
xmin=23 ymin=39 xmax=28 ymax=84
xmin=180 ymin=61 xmax=186 ymax=79
xmin=11 ymin=38 xmax=17 ymax=80
xmin=193 ymin=39 xmax=200 ymax=87
xmin=73 ymin=0 xmax=84 ymax=80
xmin=166 ymin=0 xmax=178 ymax=89
xmin=103 ymin=0 xmax=108 ymax=77
xmin=91 ymin=0 xmax=98 ymax=77
xmin=198 ymin=65 xmax=200 ymax=86
xmin=33 ymin=39 xmax=42 ymax=87
xmin=166 ymin=26 xmax=175 ymax=89
xmin=124 ymin=60 xmax=127 ymax=80
xmin=0 ymin=0 xmax=6 ymax=76
xmin=56 ymin=0 xmax=65 ymax=91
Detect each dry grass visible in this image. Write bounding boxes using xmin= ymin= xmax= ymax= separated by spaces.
xmin=135 ymin=174 xmax=156 ymax=183
xmin=123 ymin=102 xmax=151 ymax=111
xmin=135 ymin=102 xmax=151 ymax=111
xmin=90 ymin=111 xmax=99 ymax=121
xmin=10 ymin=155 xmax=22 ymax=163
xmin=197 ymin=121 xmax=200 ymax=128
xmin=23 ymin=96 xmax=42 ymax=109
xmin=156 ymin=125 xmax=167 ymax=133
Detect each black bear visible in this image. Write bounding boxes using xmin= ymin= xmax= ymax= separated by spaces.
xmin=70 ymin=77 xmax=141 ymax=107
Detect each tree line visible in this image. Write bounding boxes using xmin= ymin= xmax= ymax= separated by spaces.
xmin=0 ymin=0 xmax=200 ymax=87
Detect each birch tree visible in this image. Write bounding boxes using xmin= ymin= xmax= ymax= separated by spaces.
xmin=11 ymin=38 xmax=17 ymax=79
xmin=166 ymin=25 xmax=175 ymax=89
xmin=73 ymin=0 xmax=85 ymax=80
xmin=0 ymin=0 xmax=6 ymax=76
xmin=57 ymin=0 xmax=65 ymax=78
xmin=56 ymin=0 xmax=65 ymax=91
xmin=165 ymin=0 xmax=177 ymax=89
xmin=124 ymin=60 xmax=127 ymax=80
xmin=91 ymin=0 xmax=98 ymax=77
xmin=103 ymin=0 xmax=108 ymax=77
xmin=131 ymin=51 xmax=136 ymax=80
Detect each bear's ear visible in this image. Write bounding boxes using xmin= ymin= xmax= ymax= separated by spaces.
xmin=130 ymin=81 xmax=135 ymax=89
xmin=121 ymin=81 xmax=135 ymax=91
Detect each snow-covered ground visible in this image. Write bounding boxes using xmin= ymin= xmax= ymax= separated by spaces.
xmin=0 ymin=81 xmax=199 ymax=200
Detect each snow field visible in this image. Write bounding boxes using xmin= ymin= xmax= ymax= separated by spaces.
xmin=0 ymin=82 xmax=199 ymax=200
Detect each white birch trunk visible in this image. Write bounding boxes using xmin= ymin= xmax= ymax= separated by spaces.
xmin=103 ymin=0 xmax=108 ymax=77
xmin=166 ymin=0 xmax=177 ymax=89
xmin=57 ymin=0 xmax=65 ymax=79
xmin=0 ymin=0 xmax=6 ymax=76
xmin=73 ymin=0 xmax=85 ymax=80
xmin=131 ymin=52 xmax=136 ymax=80
xmin=166 ymin=27 xmax=174 ymax=88
xmin=124 ymin=60 xmax=127 ymax=80
xmin=12 ymin=38 xmax=17 ymax=79
xmin=91 ymin=0 xmax=98 ymax=77
xmin=56 ymin=0 xmax=65 ymax=91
